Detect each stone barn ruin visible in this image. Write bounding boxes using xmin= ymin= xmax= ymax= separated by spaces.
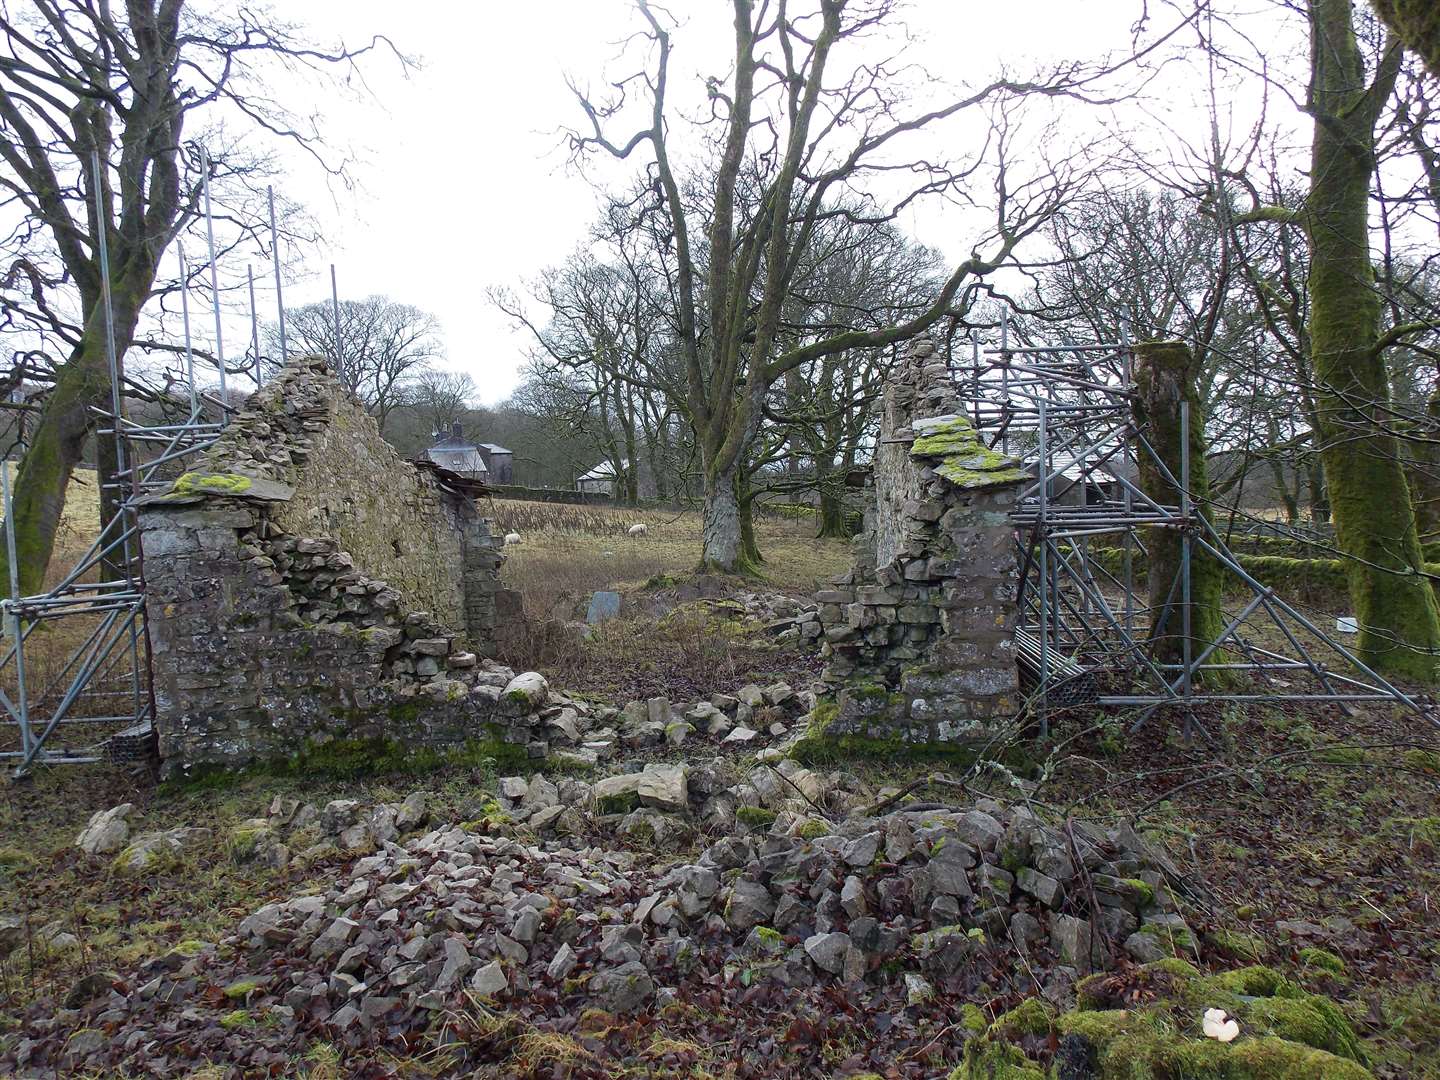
xmin=138 ymin=357 xmax=528 ymax=776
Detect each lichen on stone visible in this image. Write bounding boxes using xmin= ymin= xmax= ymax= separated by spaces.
xmin=170 ymin=471 xmax=253 ymax=497
xmin=908 ymin=414 xmax=1030 ymax=490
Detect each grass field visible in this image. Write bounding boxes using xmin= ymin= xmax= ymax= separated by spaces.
xmin=489 ymin=498 xmax=853 ymax=616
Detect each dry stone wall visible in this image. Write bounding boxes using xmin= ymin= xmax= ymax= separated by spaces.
xmin=138 ymin=357 xmax=531 ymax=775
xmin=813 ymin=337 xmax=1028 ymax=747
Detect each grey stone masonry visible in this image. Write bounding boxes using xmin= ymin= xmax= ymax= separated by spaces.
xmin=814 ymin=336 xmax=1028 ymax=746
xmin=138 ymin=357 xmax=534 ymax=775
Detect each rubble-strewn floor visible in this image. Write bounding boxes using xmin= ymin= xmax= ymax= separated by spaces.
xmin=2 ymin=630 xmax=1438 ymax=1077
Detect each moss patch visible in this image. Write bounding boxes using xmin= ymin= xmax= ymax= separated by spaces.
xmin=956 ymin=962 xmax=1373 ymax=1080
xmin=735 ymin=806 xmax=778 ymax=830
xmin=910 ymin=415 xmax=1031 ymax=490
xmin=171 ymin=472 xmax=253 ymax=497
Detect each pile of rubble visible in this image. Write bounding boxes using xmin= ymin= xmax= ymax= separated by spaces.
xmin=524 ymin=679 xmax=817 ymax=768
xmin=23 ymin=793 xmax=1201 ymax=1076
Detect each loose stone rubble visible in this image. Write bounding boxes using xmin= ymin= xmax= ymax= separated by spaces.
xmin=28 ymin=786 xmax=1217 ymax=1076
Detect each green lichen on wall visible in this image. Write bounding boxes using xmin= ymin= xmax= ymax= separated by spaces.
xmin=910 ymin=416 xmax=1030 ymax=490
xmin=170 ymin=472 xmax=253 ymax=497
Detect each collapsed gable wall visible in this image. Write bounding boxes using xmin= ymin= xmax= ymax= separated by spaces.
xmin=812 ymin=337 xmax=1027 ymax=746
xmin=138 ymin=357 xmax=533 ymax=775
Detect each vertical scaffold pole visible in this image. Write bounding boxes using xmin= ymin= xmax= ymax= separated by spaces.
xmin=269 ymin=186 xmax=287 ymax=365
xmin=2 ymin=463 xmax=30 ymax=764
xmin=200 ymin=147 xmax=227 ymax=404
xmin=248 ymin=265 xmax=263 ymax=387
xmin=178 ymin=245 xmax=198 ymax=415
xmin=1180 ymin=398 xmax=1194 ymax=739
xmin=1037 ymin=396 xmax=1050 ymax=735
xmin=330 ymin=264 xmax=343 ymax=382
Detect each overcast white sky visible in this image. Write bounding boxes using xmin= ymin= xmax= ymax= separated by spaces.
xmin=239 ymin=0 xmax=1303 ymax=404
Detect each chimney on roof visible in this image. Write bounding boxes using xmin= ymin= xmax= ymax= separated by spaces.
xmin=452 ymin=421 xmax=462 ymax=440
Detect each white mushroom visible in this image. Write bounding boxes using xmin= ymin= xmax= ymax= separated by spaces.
xmin=504 ymin=532 xmax=523 ymax=546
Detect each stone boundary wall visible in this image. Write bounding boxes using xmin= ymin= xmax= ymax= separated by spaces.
xmin=812 ymin=337 xmax=1027 ymax=746
xmin=138 ymin=357 xmax=535 ymax=775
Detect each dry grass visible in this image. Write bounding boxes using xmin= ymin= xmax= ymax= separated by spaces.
xmin=490 ymin=498 xmax=851 ymax=622
xmin=488 ymin=498 xmax=849 ymax=701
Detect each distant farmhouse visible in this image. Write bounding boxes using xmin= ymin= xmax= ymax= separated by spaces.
xmin=575 ymin=457 xmax=658 ymax=499
xmin=575 ymin=459 xmax=622 ymax=496
xmin=423 ymin=423 xmax=513 ymax=483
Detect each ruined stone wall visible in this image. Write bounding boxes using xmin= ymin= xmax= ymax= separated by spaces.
xmin=812 ymin=338 xmax=1027 ymax=746
xmin=138 ymin=357 xmax=534 ymax=775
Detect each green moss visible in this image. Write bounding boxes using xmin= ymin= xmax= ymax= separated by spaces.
xmin=1247 ymin=995 xmax=1367 ymax=1062
xmin=1402 ymin=748 xmax=1440 ymax=774
xmin=0 ymin=846 xmax=36 ymax=871
xmin=1298 ymin=947 xmax=1347 ymax=976
xmin=960 ymin=1003 xmax=989 ymax=1036
xmin=1005 ymin=961 xmax=1376 ymax=1079
xmin=283 ymin=733 xmax=524 ymax=779
xmin=173 ymin=939 xmax=208 ymax=958
xmin=595 ymin=791 xmax=642 ymax=815
xmin=171 ymin=471 xmax=253 ymax=497
xmin=950 ymin=1039 xmax=1046 ymax=1080
xmin=797 ymin=819 xmax=831 ymax=840
xmin=222 ymin=978 xmax=262 ymax=999
xmin=1139 ymin=920 xmax=1196 ymax=954
xmin=754 ymin=926 xmax=783 ymax=945
xmin=736 ymin=806 xmax=778 ymax=830
xmin=989 ymin=997 xmax=1055 ymax=1039
xmin=1207 ymin=929 xmax=1269 ymax=963
xmin=227 ymin=823 xmax=271 ymax=861
xmin=219 ymin=1008 xmax=254 ymax=1030
xmin=1206 ymin=965 xmax=1296 ymax=1000
xmin=1121 ymin=877 xmax=1157 ymax=906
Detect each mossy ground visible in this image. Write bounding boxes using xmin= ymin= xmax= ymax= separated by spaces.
xmin=959 ymin=960 xmax=1371 ymax=1079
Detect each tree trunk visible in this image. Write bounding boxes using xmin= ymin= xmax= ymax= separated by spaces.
xmin=1307 ymin=459 xmax=1330 ymax=524
xmin=0 ymin=312 xmax=125 ymax=595
xmin=1132 ymin=340 xmax=1228 ymax=677
xmin=1308 ymin=0 xmax=1439 ymax=680
xmin=1263 ymin=417 xmax=1301 ymax=527
xmin=736 ymin=471 xmax=764 ymax=567
xmin=701 ymin=466 xmax=743 ymax=572
xmin=808 ymin=455 xmax=844 ymax=539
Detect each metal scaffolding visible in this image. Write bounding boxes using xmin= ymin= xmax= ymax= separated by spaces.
xmin=0 ymin=152 xmax=314 ymax=777
xmin=953 ymin=329 xmax=1417 ymax=733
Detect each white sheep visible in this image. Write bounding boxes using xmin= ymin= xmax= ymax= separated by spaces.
xmin=627 ymin=523 xmax=649 ymax=538
xmin=504 ymin=532 xmax=523 ymax=546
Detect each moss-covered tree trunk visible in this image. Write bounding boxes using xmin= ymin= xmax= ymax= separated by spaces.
xmin=1132 ymin=340 xmax=1228 ymax=674
xmin=2 ymin=291 xmax=140 ymax=596
xmin=1306 ymin=0 xmax=1439 ymax=680
xmin=814 ymin=456 xmax=850 ymax=539
xmin=1370 ymin=0 xmax=1440 ymax=75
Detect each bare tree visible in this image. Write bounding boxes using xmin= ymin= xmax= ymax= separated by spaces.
xmin=269 ymin=295 xmax=441 ymax=434
xmin=566 ymin=0 xmax=1108 ymax=571
xmin=411 ymin=368 xmax=476 ymax=439
xmin=0 ymin=1 xmax=403 ymax=593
